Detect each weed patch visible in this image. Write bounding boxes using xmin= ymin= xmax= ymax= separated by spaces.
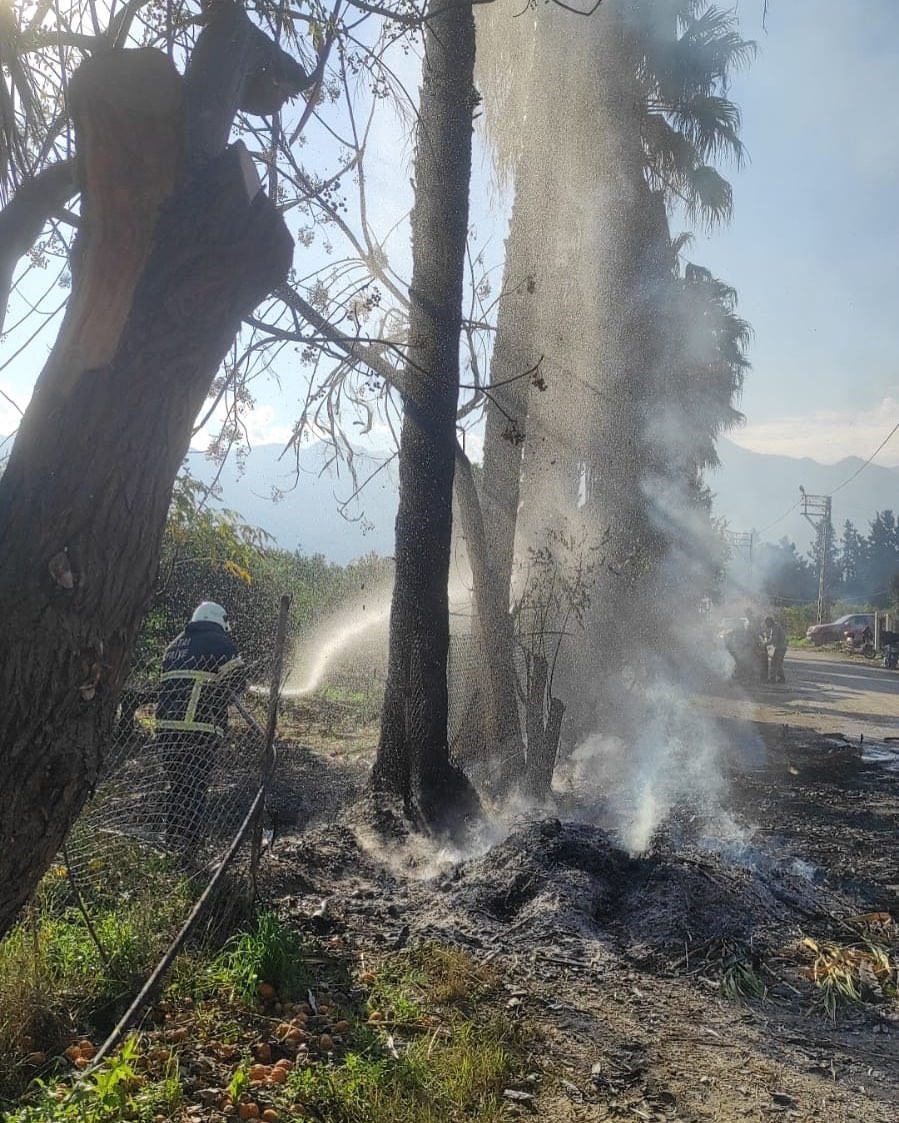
xmin=800 ymin=934 xmax=897 ymax=1019
xmin=5 ymin=926 xmax=531 ymax=1123
xmin=0 ymin=860 xmax=191 ymax=1104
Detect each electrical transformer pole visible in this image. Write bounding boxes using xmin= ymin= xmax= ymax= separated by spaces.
xmin=800 ymin=489 xmax=832 ymax=625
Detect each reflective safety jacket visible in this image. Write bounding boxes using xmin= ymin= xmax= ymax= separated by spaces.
xmin=156 ymin=621 xmax=246 ymax=736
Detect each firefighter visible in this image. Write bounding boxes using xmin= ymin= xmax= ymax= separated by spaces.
xmin=763 ymin=615 xmax=788 ymax=684
xmin=155 ymin=601 xmax=246 ymax=857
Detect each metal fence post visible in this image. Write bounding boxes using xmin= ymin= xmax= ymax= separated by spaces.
xmin=251 ymin=594 xmax=291 ymax=883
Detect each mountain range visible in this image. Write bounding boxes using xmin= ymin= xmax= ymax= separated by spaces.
xmin=708 ymin=438 xmax=899 ymax=551
xmin=188 ymin=437 xmax=899 ymax=563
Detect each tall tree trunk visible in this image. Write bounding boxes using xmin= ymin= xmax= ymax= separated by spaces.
xmin=453 ymin=445 xmax=524 ymax=785
xmin=371 ymin=0 xmax=480 ymax=826
xmin=508 ymin=6 xmax=662 ymax=743
xmin=476 ymin=86 xmax=568 ymax=791
xmin=0 ymin=6 xmax=299 ymax=939
xmin=480 ymin=158 xmax=542 ymax=603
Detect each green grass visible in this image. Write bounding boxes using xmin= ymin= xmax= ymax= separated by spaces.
xmin=280 ymin=943 xmax=530 ymax=1123
xmin=6 ymin=1036 xmax=183 ymax=1123
xmin=173 ymin=909 xmax=315 ymax=1004
xmin=285 ymin=1017 xmax=522 ymax=1123
xmin=5 ymin=932 xmax=532 ymax=1123
xmin=0 ymin=851 xmax=192 ymax=1104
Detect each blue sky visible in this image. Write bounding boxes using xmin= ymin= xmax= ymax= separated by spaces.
xmin=2 ymin=0 xmax=897 ymax=473
xmin=693 ymin=0 xmax=899 ymax=464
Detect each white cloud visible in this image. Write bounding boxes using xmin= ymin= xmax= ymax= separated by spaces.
xmin=731 ymin=396 xmax=899 ymax=466
xmin=190 ymin=402 xmax=295 ymax=454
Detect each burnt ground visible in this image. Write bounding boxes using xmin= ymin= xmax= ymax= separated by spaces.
xmin=258 ymin=681 xmax=899 ymax=1123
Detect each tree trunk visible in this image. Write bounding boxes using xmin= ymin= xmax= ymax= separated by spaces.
xmin=371 ymin=0 xmax=480 ymax=827
xmin=480 ymin=159 xmax=542 ymax=603
xmin=522 ymin=654 xmax=564 ymax=801
xmin=0 ymin=12 xmax=298 ymax=938
xmin=453 ymin=444 xmax=524 ymax=785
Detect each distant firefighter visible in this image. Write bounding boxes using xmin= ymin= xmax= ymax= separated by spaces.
xmin=721 ymin=613 xmax=768 ymax=683
xmin=155 ymin=601 xmax=246 ymax=858
xmin=763 ymin=616 xmax=788 ymax=684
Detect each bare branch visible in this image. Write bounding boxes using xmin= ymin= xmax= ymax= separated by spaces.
xmin=0 ymin=158 xmax=75 ymax=335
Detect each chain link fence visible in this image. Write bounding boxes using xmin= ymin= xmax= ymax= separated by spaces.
xmin=32 ymin=598 xmax=511 ymax=1031
xmin=61 ymin=605 xmax=519 ymax=898
xmin=25 ymin=599 xmax=291 ymax=1067
xmin=63 ymin=683 xmax=268 ymax=885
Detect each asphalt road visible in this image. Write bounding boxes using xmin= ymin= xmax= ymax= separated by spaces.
xmin=703 ymin=647 xmax=899 ymax=742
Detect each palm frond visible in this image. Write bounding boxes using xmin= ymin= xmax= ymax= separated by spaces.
xmin=642 ymin=110 xmax=699 ymax=182
xmin=664 ymin=92 xmax=745 ymax=167
xmin=683 ymin=163 xmax=733 ymax=227
xmin=642 ymin=23 xmax=753 ymax=103
xmin=670 ymin=229 xmax=694 ymax=258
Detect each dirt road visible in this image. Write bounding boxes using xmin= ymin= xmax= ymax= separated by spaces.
xmin=702 ymin=647 xmax=899 ymax=743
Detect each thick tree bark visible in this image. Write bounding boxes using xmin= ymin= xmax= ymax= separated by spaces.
xmin=0 ymin=14 xmax=297 ymax=938
xmin=370 ymin=0 xmax=480 ymax=826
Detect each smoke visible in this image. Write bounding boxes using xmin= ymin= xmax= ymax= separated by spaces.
xmin=472 ymin=0 xmax=763 ymax=852
xmin=566 ymin=360 xmax=766 ymax=855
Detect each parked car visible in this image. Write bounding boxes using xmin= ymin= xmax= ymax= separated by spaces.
xmin=806 ymin=613 xmax=874 ymax=645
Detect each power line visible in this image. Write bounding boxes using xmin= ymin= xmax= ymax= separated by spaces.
xmin=750 ymin=420 xmax=899 ymax=539
xmin=756 ymin=498 xmax=802 ymax=537
xmin=831 ymin=420 xmax=899 ymax=496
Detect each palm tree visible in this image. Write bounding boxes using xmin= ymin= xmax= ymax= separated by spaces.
xmin=475 ymin=0 xmax=754 ymax=743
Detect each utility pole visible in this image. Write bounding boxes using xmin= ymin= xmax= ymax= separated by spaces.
xmin=800 ymin=488 xmax=832 ymax=624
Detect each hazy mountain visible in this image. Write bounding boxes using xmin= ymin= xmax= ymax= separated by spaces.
xmin=185 ymin=437 xmax=898 ymax=562
xmin=709 ymin=438 xmax=899 ymax=551
xmin=5 ymin=429 xmax=894 ymax=561
xmin=186 ymin=443 xmax=398 ymax=564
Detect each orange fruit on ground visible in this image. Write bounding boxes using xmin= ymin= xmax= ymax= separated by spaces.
xmin=274 ymin=1058 xmax=293 ymax=1070
xmin=359 ymin=971 xmax=376 ymax=985
xmin=253 ymin=1043 xmax=272 ymax=1064
xmin=249 ymin=1064 xmax=270 ymax=1083
xmin=262 ymin=1111 xmax=279 ymax=1123
xmin=237 ymin=1103 xmax=260 ymax=1120
xmin=331 ymin=1021 xmax=349 ymax=1035
xmin=268 ymin=1066 xmax=288 ymax=1084
xmin=319 ymin=1034 xmax=334 ymax=1052
xmin=257 ymin=983 xmax=277 ymax=1001
xmin=64 ymin=1045 xmax=82 ymax=1062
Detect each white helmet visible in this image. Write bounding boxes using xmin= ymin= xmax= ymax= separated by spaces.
xmin=191 ymin=601 xmax=230 ymax=631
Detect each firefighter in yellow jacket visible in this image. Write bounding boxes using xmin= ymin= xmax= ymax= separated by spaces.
xmin=156 ymin=602 xmax=246 ymax=855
